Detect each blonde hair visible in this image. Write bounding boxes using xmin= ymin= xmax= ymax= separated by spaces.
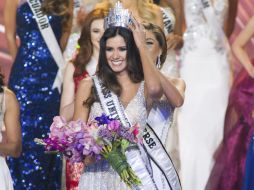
xmin=137 ymin=0 xmax=156 ymax=23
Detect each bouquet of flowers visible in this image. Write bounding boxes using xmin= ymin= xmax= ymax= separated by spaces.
xmin=34 ymin=114 xmax=142 ymax=187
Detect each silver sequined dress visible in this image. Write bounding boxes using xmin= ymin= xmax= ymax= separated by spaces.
xmin=78 ymin=82 xmax=147 ymax=190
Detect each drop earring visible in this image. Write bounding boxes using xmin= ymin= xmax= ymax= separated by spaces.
xmin=156 ymin=56 xmax=161 ymax=69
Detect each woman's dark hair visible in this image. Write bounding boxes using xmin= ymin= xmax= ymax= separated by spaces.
xmin=84 ymin=26 xmax=144 ymax=107
xmin=143 ymin=22 xmax=167 ymax=65
xmin=73 ymin=8 xmax=109 ymax=77
xmin=98 ymin=26 xmax=144 ymax=96
xmin=0 ymin=73 xmax=4 ymax=92
xmin=41 ymin=0 xmax=71 ymax=31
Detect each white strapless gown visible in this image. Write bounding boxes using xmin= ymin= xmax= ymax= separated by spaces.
xmin=178 ymin=0 xmax=230 ymax=190
xmin=0 ymin=157 xmax=14 ymax=190
xmin=0 ymin=91 xmax=14 ymax=190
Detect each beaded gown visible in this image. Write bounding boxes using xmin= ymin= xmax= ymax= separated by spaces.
xmin=0 ymin=89 xmax=14 ymax=190
xmin=78 ymin=82 xmax=147 ymax=190
xmin=178 ymin=0 xmax=230 ymax=190
xmin=7 ymin=1 xmax=62 ymax=189
xmin=206 ymin=60 xmax=254 ymax=190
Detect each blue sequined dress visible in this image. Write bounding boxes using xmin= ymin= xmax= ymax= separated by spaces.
xmin=243 ymin=134 xmax=254 ymax=190
xmin=7 ymin=2 xmax=62 ymax=190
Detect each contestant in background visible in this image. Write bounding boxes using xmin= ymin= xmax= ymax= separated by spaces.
xmin=151 ymin=0 xmax=185 ymax=173
xmin=177 ymin=0 xmax=238 ymax=189
xmin=144 ymin=22 xmax=185 ymax=187
xmin=4 ymin=0 xmax=73 ymax=189
xmin=0 ymin=72 xmax=21 ymax=190
xmin=60 ymin=8 xmax=108 ymax=190
xmin=206 ymin=15 xmax=254 ymax=190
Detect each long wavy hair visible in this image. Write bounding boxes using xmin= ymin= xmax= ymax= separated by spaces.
xmin=41 ymin=0 xmax=71 ymax=30
xmin=98 ymin=27 xmax=144 ymax=95
xmin=73 ymin=8 xmax=109 ymax=77
xmin=143 ymin=22 xmax=167 ymax=66
xmin=84 ymin=27 xmax=144 ymax=107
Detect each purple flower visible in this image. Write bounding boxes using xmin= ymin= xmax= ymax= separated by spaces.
xmin=95 ymin=114 xmax=112 ymax=125
xmin=79 ymin=136 xmax=98 ymax=155
xmin=98 ymin=128 xmax=113 ymax=141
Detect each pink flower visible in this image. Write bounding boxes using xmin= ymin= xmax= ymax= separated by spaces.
xmin=68 ymin=119 xmax=85 ymax=132
xmin=131 ymin=123 xmax=143 ymax=143
xmin=79 ymin=136 xmax=97 ymax=155
xmin=52 ymin=116 xmax=67 ymax=129
xmin=132 ymin=123 xmax=140 ymax=137
xmin=107 ymin=120 xmax=121 ymax=131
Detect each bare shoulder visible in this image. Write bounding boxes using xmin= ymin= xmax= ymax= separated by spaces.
xmin=4 ymin=88 xmax=19 ymax=108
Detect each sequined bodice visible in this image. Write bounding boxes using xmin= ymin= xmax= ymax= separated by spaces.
xmin=185 ymin=0 xmax=228 ymax=28
xmin=182 ymin=0 xmax=229 ymax=56
xmin=90 ymin=81 xmax=147 ymax=128
xmin=86 ymin=82 xmax=147 ymax=175
xmin=16 ymin=2 xmax=62 ymax=48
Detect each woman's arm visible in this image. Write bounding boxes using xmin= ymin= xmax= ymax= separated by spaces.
xmin=232 ymin=16 xmax=254 ymax=78
xmin=4 ymin=0 xmax=19 ymax=60
xmin=0 ymin=89 xmax=21 ymax=158
xmin=130 ymin=19 xmax=163 ymax=100
xmin=131 ymin=19 xmax=183 ymax=107
xmin=224 ymin=0 xmax=238 ymax=38
xmin=73 ymin=77 xmax=93 ymax=122
xmin=159 ymin=74 xmax=185 ymax=107
xmin=60 ymin=0 xmax=74 ymax=51
xmin=60 ymin=63 xmax=75 ymax=121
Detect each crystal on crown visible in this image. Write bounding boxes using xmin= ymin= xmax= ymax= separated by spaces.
xmin=104 ymin=1 xmax=132 ymax=29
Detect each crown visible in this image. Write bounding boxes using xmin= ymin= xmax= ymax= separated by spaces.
xmin=104 ymin=1 xmax=133 ymax=29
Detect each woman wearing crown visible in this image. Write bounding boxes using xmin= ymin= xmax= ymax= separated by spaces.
xmin=73 ymin=2 xmax=183 ymax=190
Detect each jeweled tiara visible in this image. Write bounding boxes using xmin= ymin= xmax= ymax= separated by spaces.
xmin=104 ymin=1 xmax=133 ymax=29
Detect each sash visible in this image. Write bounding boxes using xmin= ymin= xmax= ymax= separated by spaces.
xmin=161 ymin=7 xmax=174 ymax=35
xmin=200 ymin=0 xmax=231 ymax=51
xmin=93 ymin=76 xmax=157 ymax=190
xmin=27 ymin=0 xmax=66 ymax=93
xmin=145 ymin=103 xmax=181 ymax=190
